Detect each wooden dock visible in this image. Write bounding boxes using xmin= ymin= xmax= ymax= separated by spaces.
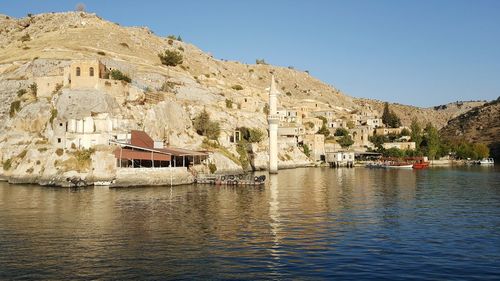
xmin=196 ymin=174 xmax=266 ymax=186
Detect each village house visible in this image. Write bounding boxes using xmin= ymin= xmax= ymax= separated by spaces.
xmin=325 ymin=151 xmax=355 ymax=167
xmin=382 ymin=142 xmax=416 ymax=150
xmin=349 ymin=126 xmax=373 ymax=147
xmin=375 ymin=127 xmax=405 ymax=136
xmin=303 ymin=134 xmax=325 ymax=161
xmin=52 ymin=113 xmax=134 ymax=149
xmin=276 ymin=107 xmax=298 ymax=123
xmin=309 ymin=110 xmax=335 ymax=120
xmin=278 ymin=124 xmax=305 ymax=146
xmin=302 ymin=117 xmax=324 ymax=133
xmin=233 ymin=96 xmax=260 ymax=112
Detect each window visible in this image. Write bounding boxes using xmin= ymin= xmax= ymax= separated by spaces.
xmin=59 ymin=123 xmax=63 ymax=127
xmin=89 ymin=67 xmax=94 ymax=77
xmin=57 ymin=138 xmax=61 ymax=143
xmin=76 ymin=67 xmax=81 ymax=76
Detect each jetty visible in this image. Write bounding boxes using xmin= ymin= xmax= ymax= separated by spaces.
xmin=196 ymin=174 xmax=266 ymax=186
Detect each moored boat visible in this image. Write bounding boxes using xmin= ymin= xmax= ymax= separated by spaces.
xmin=479 ymin=158 xmax=494 ymax=165
xmin=383 ymin=161 xmax=413 ymax=169
xmin=412 ymin=162 xmax=430 ymax=169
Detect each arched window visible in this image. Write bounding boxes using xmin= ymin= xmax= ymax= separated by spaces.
xmin=76 ymin=67 xmax=81 ymax=76
xmin=89 ymin=67 xmax=94 ymax=77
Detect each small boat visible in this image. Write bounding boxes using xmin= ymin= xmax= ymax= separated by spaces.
xmin=383 ymin=162 xmax=413 ymax=169
xmin=412 ymin=162 xmax=430 ymax=169
xmin=479 ymin=158 xmax=494 ymax=165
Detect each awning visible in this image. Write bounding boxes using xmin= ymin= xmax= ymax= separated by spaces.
xmin=114 ymin=148 xmax=171 ymax=161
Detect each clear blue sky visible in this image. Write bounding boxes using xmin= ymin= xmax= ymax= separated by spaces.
xmin=2 ymin=0 xmax=499 ymax=107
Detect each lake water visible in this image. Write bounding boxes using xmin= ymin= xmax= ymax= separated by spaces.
xmin=1 ymin=166 xmax=499 ymax=280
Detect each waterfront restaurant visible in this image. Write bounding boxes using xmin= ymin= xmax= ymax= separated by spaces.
xmin=112 ymin=130 xmax=209 ymax=168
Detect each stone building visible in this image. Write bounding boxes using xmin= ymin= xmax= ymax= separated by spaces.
xmin=303 ymin=134 xmax=325 ymax=161
xmin=70 ymin=59 xmax=107 ymax=90
xmin=382 ymin=142 xmax=416 ymax=150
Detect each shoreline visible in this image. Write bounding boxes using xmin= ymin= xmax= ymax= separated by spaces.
xmin=0 ymin=159 xmax=489 ymax=188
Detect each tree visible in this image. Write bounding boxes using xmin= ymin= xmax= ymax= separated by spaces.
xmin=109 ymin=69 xmax=131 ymax=83
xmin=369 ymin=135 xmax=388 ymax=150
xmin=317 ymin=124 xmax=330 ymax=138
xmin=347 ymin=120 xmax=355 ymax=129
xmin=193 ymin=109 xmax=220 ymax=140
xmin=338 ymin=135 xmax=354 ymax=148
xmin=263 ymin=103 xmax=269 ymax=115
xmin=384 ymin=147 xmax=405 ymax=158
xmin=176 ymin=35 xmax=183 ymax=42
xmin=382 ymin=102 xmax=391 ymax=126
xmin=423 ymin=123 xmax=440 ymax=160
xmin=158 ymin=50 xmax=183 ymax=66
xmin=473 ymin=143 xmax=489 ymax=159
xmin=382 ymin=102 xmax=401 ymax=128
xmin=317 ymin=116 xmax=327 ymax=125
xmin=400 ymin=128 xmax=411 ymax=136
xmin=302 ymin=144 xmax=311 ymax=157
xmin=410 ymin=119 xmax=422 ymax=149
xmin=334 ymin=127 xmax=349 ymax=137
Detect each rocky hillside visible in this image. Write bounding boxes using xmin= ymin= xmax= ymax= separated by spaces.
xmin=355 ymin=98 xmax=485 ymax=129
xmin=0 ymin=11 xmax=492 ymax=186
xmin=440 ymin=98 xmax=500 ymax=160
xmin=0 ymin=12 xmax=481 ymax=128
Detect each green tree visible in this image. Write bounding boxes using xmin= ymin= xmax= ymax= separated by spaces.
xmin=410 ymin=119 xmax=422 ymax=149
xmin=382 ymin=102 xmax=401 ymax=128
xmin=423 ymin=122 xmax=440 ymax=160
xmin=369 ymin=135 xmax=388 ymax=150
xmin=382 ymin=102 xmax=391 ymax=126
xmin=317 ymin=116 xmax=327 ymax=125
xmin=158 ymin=50 xmax=183 ymax=66
xmin=302 ymin=144 xmax=311 ymax=157
xmin=193 ymin=109 xmax=220 ymax=140
xmin=334 ymin=127 xmax=349 ymax=137
xmin=473 ymin=143 xmax=489 ymax=159
xmin=346 ymin=120 xmax=355 ymax=129
xmin=384 ymin=147 xmax=405 ymax=158
xmin=109 ymin=69 xmax=131 ymax=83
xmin=338 ymin=135 xmax=354 ymax=148
xmin=317 ymin=123 xmax=330 ymax=138
xmin=400 ymin=128 xmax=411 ymax=136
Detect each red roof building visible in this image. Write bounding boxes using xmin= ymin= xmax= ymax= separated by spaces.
xmin=113 ymin=130 xmax=208 ymax=168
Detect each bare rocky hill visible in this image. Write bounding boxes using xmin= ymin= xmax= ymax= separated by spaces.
xmin=0 ymin=12 xmax=481 ymax=128
xmin=440 ymin=98 xmax=500 ymax=160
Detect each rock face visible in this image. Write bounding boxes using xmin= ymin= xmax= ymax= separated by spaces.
xmin=440 ymin=98 xmax=500 ymax=160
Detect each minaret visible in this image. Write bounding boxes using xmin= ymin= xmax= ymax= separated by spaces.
xmin=268 ymin=75 xmax=279 ymax=174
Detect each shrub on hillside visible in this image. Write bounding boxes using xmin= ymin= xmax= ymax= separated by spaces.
xmin=17 ymin=89 xmax=27 ymax=97
xmin=9 ymin=101 xmax=21 ymax=117
xmin=29 ymin=83 xmax=37 ymax=96
xmin=231 ymin=85 xmax=243 ymax=91
xmin=193 ymin=109 xmax=220 ymax=140
xmin=158 ymin=50 xmax=183 ymax=66
xmin=20 ymin=34 xmax=30 ymax=42
xmin=109 ymin=69 xmax=131 ymax=83
xmin=334 ymin=127 xmax=349 ymax=137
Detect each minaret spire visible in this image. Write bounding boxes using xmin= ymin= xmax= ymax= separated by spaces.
xmin=268 ymin=75 xmax=279 ymax=174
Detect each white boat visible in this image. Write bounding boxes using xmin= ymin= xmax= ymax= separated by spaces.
xmin=382 ymin=161 xmax=414 ymax=169
xmin=479 ymin=158 xmax=494 ymax=165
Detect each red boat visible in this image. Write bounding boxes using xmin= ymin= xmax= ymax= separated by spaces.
xmin=412 ymin=162 xmax=429 ymax=169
